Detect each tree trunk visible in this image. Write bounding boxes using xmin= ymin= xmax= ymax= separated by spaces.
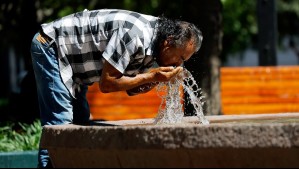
xmin=182 ymin=0 xmax=223 ymax=116
xmin=257 ymin=0 xmax=277 ymax=66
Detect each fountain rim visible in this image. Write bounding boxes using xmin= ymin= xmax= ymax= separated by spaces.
xmin=93 ymin=112 xmax=299 ymax=126
xmin=41 ymin=112 xmax=299 ymax=150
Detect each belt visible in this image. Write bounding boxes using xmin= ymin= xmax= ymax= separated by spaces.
xmin=37 ymin=31 xmax=55 ymax=47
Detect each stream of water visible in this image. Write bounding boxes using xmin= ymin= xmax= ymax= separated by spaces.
xmin=154 ymin=68 xmax=210 ymax=125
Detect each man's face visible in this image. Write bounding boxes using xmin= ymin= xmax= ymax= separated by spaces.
xmin=157 ymin=40 xmax=196 ymax=67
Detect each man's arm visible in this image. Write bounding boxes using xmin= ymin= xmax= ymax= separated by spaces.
xmin=126 ymin=82 xmax=159 ymax=96
xmin=99 ymin=60 xmax=182 ymax=93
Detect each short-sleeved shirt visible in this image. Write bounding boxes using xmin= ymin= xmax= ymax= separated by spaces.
xmin=41 ymin=9 xmax=158 ymax=97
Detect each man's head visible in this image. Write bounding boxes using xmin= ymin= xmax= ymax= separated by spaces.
xmin=153 ymin=17 xmax=203 ymax=67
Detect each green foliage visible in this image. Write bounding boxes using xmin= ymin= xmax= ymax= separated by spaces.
xmin=277 ymin=0 xmax=299 ymax=36
xmin=0 ymin=120 xmax=42 ymax=152
xmin=278 ymin=0 xmax=299 ymax=15
xmin=220 ymin=0 xmax=299 ymax=60
xmin=221 ymin=0 xmax=257 ymax=59
xmin=38 ymin=0 xmax=90 ymax=22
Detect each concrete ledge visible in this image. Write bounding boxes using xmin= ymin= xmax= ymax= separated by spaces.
xmin=41 ymin=113 xmax=299 ymax=167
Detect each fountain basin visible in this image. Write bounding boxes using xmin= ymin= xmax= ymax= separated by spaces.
xmin=41 ymin=113 xmax=299 ymax=168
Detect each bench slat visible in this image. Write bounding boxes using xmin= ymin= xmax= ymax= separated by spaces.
xmin=222 ymin=89 xmax=299 ymax=97
xmin=222 ymin=75 xmax=299 ymax=81
xmin=222 ymin=81 xmax=299 ymax=89
xmin=223 ymin=103 xmax=299 ymax=114
xmin=222 ymin=96 xmax=299 ymax=104
xmin=90 ymin=106 xmax=159 ymax=120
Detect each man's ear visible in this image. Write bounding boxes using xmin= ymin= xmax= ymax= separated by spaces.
xmin=163 ymin=37 xmax=174 ymax=47
xmin=163 ymin=40 xmax=169 ymax=47
xmin=161 ymin=40 xmax=171 ymax=52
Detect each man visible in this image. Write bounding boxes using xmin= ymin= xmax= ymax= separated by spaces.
xmin=31 ymin=9 xmax=202 ymax=168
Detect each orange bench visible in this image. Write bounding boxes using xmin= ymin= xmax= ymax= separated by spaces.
xmin=87 ymin=66 xmax=299 ymax=121
xmin=87 ymin=83 xmax=162 ymax=121
xmin=221 ymin=66 xmax=299 ymax=115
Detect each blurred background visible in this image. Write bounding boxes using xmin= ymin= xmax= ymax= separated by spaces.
xmin=1 ymin=0 xmax=299 ymax=124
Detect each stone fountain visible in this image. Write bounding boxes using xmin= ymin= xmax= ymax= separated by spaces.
xmin=41 ymin=113 xmax=299 ymax=168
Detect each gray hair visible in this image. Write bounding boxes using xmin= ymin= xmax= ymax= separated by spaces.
xmin=176 ymin=21 xmax=203 ymax=52
xmin=155 ymin=17 xmax=203 ymax=53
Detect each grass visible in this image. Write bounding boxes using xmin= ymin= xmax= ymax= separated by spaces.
xmin=0 ymin=120 xmax=42 ymax=152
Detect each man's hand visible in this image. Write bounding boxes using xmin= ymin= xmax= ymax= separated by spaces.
xmin=100 ymin=60 xmax=183 ymax=94
xmin=126 ymin=67 xmax=183 ymax=96
xmin=149 ymin=66 xmax=183 ymax=82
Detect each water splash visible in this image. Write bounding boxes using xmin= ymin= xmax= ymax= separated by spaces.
xmin=154 ymin=77 xmax=185 ymax=124
xmin=154 ymin=68 xmax=210 ymax=125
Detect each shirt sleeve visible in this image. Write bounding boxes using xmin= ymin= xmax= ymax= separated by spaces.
xmin=102 ymin=28 xmax=144 ymax=74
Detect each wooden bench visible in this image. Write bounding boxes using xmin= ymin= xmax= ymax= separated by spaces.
xmin=87 ymin=83 xmax=162 ymax=121
xmin=221 ymin=66 xmax=299 ymax=115
xmin=87 ymin=66 xmax=299 ymax=120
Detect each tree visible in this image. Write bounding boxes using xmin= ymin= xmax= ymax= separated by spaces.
xmin=181 ymin=0 xmax=223 ymax=116
xmin=221 ymin=0 xmax=257 ymax=62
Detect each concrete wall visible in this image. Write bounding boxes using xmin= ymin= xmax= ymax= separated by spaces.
xmin=41 ymin=113 xmax=299 ymax=168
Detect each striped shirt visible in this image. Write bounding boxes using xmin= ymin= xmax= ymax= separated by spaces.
xmin=41 ymin=9 xmax=158 ymax=97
